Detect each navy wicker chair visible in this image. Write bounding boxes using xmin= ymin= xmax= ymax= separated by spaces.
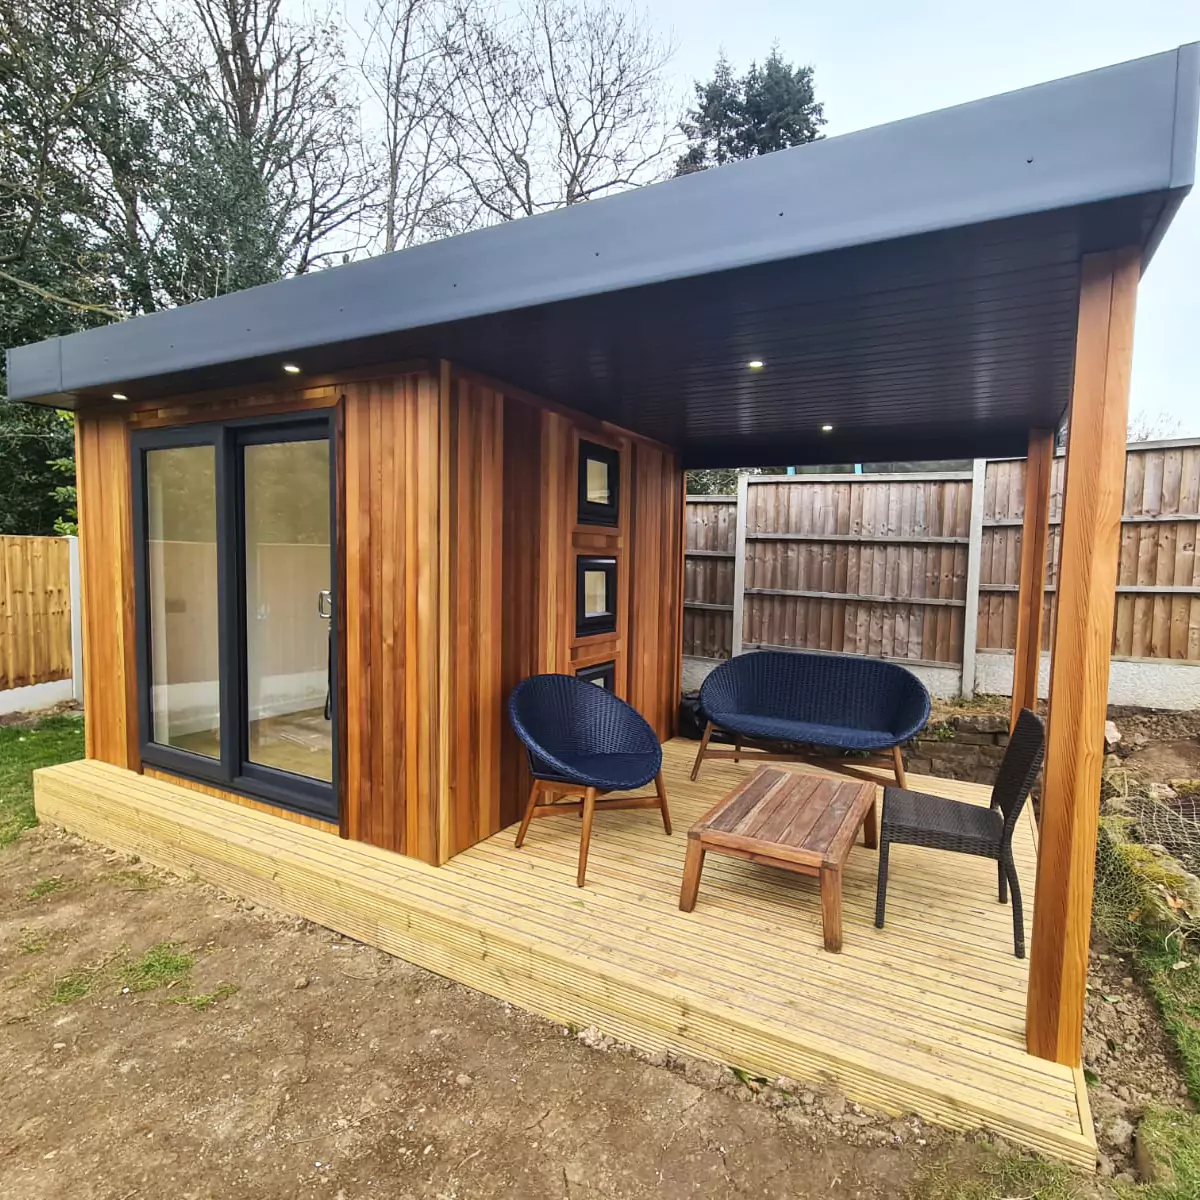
xmin=874 ymin=708 xmax=1045 ymax=958
xmin=692 ymin=650 xmax=931 ymax=787
xmin=508 ymin=674 xmax=671 ymax=887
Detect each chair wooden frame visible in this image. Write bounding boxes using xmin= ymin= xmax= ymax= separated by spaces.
xmin=514 ymin=774 xmax=672 ymax=887
xmin=690 ymin=721 xmax=907 ymax=788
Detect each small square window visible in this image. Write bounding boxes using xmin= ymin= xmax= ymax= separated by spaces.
xmin=578 ymin=441 xmax=619 ymax=526
xmin=576 ymin=660 xmax=615 ymax=689
xmin=576 ymin=556 xmax=617 ymax=637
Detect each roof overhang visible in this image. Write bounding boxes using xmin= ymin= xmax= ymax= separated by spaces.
xmin=6 ymin=43 xmax=1198 ymax=467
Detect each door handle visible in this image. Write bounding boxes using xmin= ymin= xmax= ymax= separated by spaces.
xmin=317 ymin=589 xmax=332 ymax=620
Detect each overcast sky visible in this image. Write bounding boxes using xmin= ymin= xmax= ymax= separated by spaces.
xmin=649 ymin=0 xmax=1200 ymax=433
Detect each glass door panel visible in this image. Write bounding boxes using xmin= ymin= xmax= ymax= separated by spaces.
xmin=242 ymin=438 xmax=333 ymax=784
xmin=145 ymin=445 xmax=221 ymax=757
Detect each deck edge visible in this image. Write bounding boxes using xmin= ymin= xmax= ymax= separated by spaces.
xmin=32 ymin=759 xmax=1097 ymax=1169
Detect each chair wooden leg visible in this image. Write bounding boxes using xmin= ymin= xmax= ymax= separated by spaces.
xmin=891 ymin=744 xmax=907 ymax=788
xmin=690 ymin=721 xmax=714 ymax=781
xmin=733 ymin=736 xmax=742 ymax=763
xmin=577 ymin=787 xmax=598 ymax=887
xmin=514 ymin=780 xmax=541 ymax=848
xmin=654 ymin=771 xmax=672 ymax=835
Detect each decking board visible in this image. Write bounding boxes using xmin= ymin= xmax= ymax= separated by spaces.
xmin=33 ymin=739 xmax=1095 ymax=1167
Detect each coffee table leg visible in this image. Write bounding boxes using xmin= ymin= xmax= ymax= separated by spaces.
xmin=820 ymin=866 xmax=843 ymax=952
xmin=679 ymin=838 xmax=706 ymax=912
xmin=863 ymin=798 xmax=879 ymax=849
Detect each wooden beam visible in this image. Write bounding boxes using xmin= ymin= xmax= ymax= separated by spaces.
xmin=1010 ymin=430 xmax=1055 ymax=730
xmin=1026 ymin=248 xmax=1140 ymax=1065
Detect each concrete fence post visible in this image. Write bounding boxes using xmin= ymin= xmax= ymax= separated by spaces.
xmin=731 ymin=472 xmax=749 ymax=657
xmin=959 ymin=459 xmax=988 ymax=699
xmin=68 ymin=535 xmax=84 ymax=705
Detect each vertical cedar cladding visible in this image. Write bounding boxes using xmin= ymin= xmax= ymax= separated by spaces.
xmin=75 ymin=412 xmax=139 ymax=768
xmin=71 ymin=365 xmax=683 ymax=865
xmin=341 ymin=374 xmax=440 ymax=859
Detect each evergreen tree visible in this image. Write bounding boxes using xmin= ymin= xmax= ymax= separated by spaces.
xmin=676 ymin=46 xmax=824 ymax=175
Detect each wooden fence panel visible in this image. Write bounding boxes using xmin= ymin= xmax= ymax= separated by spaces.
xmin=0 ymin=536 xmax=72 ymax=690
xmin=683 ymin=498 xmax=735 ymax=659
xmin=978 ymin=442 xmax=1200 ymax=660
xmin=735 ymin=475 xmax=972 ymax=666
xmin=688 ymin=439 xmax=1200 ymax=673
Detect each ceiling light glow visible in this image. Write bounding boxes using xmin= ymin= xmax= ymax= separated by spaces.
xmin=282 ymin=362 xmax=302 ymax=374
xmin=747 ymin=359 xmax=765 ymax=370
xmin=112 ymin=392 xmax=128 ymax=401
xmin=820 ymin=423 xmax=834 ymax=433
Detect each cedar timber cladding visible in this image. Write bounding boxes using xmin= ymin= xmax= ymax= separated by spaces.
xmin=343 ymin=364 xmax=683 ymax=863
xmin=628 ymin=440 xmax=685 ymax=738
xmin=71 ymin=363 xmax=684 ymax=867
xmin=75 ymin=412 xmax=139 ymax=769
xmin=440 ymin=371 xmax=504 ymax=860
xmin=342 ymin=373 xmax=441 ymax=860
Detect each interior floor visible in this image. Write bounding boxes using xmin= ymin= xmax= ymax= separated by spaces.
xmin=172 ymin=708 xmax=333 ymax=782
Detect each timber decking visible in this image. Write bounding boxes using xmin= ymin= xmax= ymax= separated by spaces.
xmin=33 ymin=739 xmax=1095 ymax=1167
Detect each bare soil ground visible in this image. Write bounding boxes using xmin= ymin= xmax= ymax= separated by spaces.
xmin=1 ymin=824 xmax=1098 ymax=1200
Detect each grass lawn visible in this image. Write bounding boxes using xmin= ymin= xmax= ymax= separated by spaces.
xmin=0 ymin=714 xmax=84 ymax=847
xmin=1133 ymin=939 xmax=1200 ymax=1197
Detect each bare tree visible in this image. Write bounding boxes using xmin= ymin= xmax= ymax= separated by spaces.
xmin=439 ymin=0 xmax=678 ymax=222
xmin=0 ymin=0 xmax=135 ymax=314
xmin=356 ymin=0 xmax=474 ymax=251
xmin=1127 ymin=408 xmax=1184 ymax=442
xmin=179 ymin=0 xmax=379 ymax=271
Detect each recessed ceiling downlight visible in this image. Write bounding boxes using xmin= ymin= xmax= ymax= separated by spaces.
xmin=747 ymin=359 xmax=765 ymax=370
xmin=282 ymin=362 xmax=302 ymax=374
xmin=112 ymin=392 xmax=128 ymax=401
xmin=820 ymin=423 xmax=834 ymax=433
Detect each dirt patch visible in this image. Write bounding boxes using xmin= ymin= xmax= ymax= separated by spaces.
xmin=0 ymin=825 xmax=1099 ymax=1200
xmin=0 ymin=701 xmax=82 ymax=729
xmin=1084 ymin=948 xmax=1194 ymax=1176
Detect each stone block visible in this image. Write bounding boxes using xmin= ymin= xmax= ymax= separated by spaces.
xmin=952 ymin=731 xmax=1001 ymax=747
xmin=955 ymin=713 xmax=1008 ymax=734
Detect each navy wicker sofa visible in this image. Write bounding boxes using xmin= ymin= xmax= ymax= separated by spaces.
xmin=691 ymin=650 xmax=931 ymax=787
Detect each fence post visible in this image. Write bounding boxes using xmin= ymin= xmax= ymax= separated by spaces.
xmin=731 ymin=472 xmax=749 ymax=657
xmin=68 ymin=535 xmax=84 ymax=704
xmin=960 ymin=459 xmax=987 ymax=698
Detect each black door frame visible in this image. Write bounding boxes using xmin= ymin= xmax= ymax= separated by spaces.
xmin=131 ymin=412 xmax=339 ymax=822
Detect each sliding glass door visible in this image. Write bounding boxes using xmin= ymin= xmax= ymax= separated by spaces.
xmin=133 ymin=416 xmax=337 ymax=821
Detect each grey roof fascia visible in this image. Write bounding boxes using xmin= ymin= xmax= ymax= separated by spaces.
xmin=6 ymin=42 xmax=1198 ymax=405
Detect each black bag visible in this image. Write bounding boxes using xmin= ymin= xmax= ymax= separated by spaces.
xmin=677 ymin=692 xmax=706 ymax=740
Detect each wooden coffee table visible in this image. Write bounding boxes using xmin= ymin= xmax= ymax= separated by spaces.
xmin=679 ymin=766 xmax=878 ymax=952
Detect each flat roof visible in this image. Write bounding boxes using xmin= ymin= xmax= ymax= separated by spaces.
xmin=7 ymin=43 xmax=1199 ymax=466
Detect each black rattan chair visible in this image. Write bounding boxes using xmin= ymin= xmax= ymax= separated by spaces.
xmin=873 ymin=708 xmax=1045 ymax=958
xmin=508 ymin=674 xmax=671 ymax=887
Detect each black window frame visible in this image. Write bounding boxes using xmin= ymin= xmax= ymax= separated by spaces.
xmin=131 ymin=413 xmax=339 ymax=823
xmin=577 ymin=440 xmax=620 ymax=527
xmin=576 ymin=660 xmax=616 ymax=690
xmin=575 ymin=555 xmax=618 ymax=638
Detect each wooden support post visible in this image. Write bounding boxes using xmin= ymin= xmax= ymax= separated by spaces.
xmin=1010 ymin=429 xmax=1055 ymax=731
xmin=1026 ymin=248 xmax=1140 ymax=1065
